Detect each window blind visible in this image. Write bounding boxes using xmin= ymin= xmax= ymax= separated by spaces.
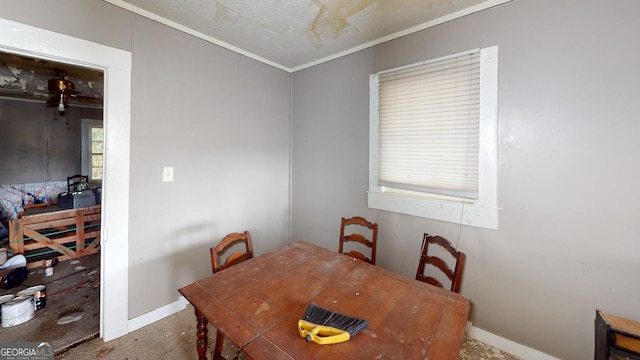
xmin=377 ymin=51 xmax=480 ymax=199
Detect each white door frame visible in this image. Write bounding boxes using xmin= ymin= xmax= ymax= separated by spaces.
xmin=0 ymin=18 xmax=131 ymax=341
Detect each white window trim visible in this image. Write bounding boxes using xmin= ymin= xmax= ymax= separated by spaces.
xmin=368 ymin=46 xmax=499 ymax=230
xmin=81 ymin=118 xmax=103 ymax=185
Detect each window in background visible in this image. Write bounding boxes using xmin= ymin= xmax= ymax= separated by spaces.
xmin=81 ymin=119 xmax=104 ymax=184
xmin=368 ymin=46 xmax=498 ymax=229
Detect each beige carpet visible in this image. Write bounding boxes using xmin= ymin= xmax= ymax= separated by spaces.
xmin=56 ymin=304 xmax=520 ymax=359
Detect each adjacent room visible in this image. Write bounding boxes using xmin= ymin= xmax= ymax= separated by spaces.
xmin=1 ymin=0 xmax=638 ymax=359
xmin=0 ymin=53 xmax=104 ymax=351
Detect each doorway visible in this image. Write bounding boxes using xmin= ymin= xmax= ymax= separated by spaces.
xmin=0 ymin=18 xmax=132 ymax=342
xmin=0 ymin=52 xmax=104 ymax=351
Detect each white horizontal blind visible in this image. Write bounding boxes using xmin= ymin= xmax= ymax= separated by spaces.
xmin=377 ymin=51 xmax=480 ymax=199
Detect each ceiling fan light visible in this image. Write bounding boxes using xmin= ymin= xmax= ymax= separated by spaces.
xmin=58 ymin=95 xmax=65 ymax=112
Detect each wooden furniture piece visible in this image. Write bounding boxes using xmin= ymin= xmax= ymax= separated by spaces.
xmin=67 ymin=174 xmax=89 ymax=192
xmin=180 ymin=241 xmax=470 ymax=360
xmin=209 ymin=231 xmax=254 ymax=360
xmin=8 ymin=205 xmax=101 ymax=269
xmin=210 ymin=231 xmax=254 ymax=274
xmin=18 ymin=202 xmax=55 ymax=218
xmin=415 ymin=233 xmax=466 ymax=293
xmin=338 ymin=216 xmax=378 ymax=265
xmin=595 ymin=310 xmax=640 ymax=360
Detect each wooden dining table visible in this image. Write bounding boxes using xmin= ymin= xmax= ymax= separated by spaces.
xmin=179 ymin=240 xmax=470 ymax=360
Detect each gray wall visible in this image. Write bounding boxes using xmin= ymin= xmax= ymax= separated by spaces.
xmin=126 ymin=14 xmax=291 ymax=316
xmin=5 ymin=0 xmax=640 ymax=359
xmin=1 ymin=0 xmax=291 ymax=318
xmin=292 ymin=1 xmax=640 ymax=359
xmin=0 ymin=99 xmax=102 ymax=184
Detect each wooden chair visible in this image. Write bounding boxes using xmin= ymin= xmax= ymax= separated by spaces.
xmin=339 ymin=216 xmax=378 ymax=265
xmin=209 ymin=231 xmax=254 ymax=360
xmin=415 ymin=233 xmax=466 ymax=293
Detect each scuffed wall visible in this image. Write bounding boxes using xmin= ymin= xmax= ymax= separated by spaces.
xmin=0 ymin=99 xmax=102 ymax=185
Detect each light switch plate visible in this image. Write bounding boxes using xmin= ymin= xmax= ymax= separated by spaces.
xmin=162 ymin=167 xmax=174 ymax=182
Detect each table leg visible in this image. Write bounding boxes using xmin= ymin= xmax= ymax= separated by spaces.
xmin=195 ymin=307 xmax=208 ymax=360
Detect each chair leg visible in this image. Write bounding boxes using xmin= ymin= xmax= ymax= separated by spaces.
xmin=212 ymin=332 xmax=225 ymax=360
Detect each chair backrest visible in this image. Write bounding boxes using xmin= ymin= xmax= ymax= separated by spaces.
xmin=339 ymin=216 xmax=378 ymax=265
xmin=210 ymin=231 xmax=254 ymax=273
xmin=415 ymin=233 xmax=466 ymax=293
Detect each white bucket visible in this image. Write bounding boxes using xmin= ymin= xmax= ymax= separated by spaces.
xmin=1 ymin=296 xmax=34 ymax=327
xmin=17 ymin=285 xmax=46 ymax=311
xmin=0 ymin=294 xmax=15 ymax=304
xmin=0 ymin=294 xmax=15 ymax=321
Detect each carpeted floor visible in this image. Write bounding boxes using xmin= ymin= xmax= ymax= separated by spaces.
xmin=56 ymin=304 xmax=520 ymax=360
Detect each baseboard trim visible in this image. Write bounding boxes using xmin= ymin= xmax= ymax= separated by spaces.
xmin=466 ymin=322 xmax=560 ymax=360
xmin=128 ymin=296 xmax=189 ymax=333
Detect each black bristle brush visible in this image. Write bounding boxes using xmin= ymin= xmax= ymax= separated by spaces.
xmin=297 ymin=303 xmax=368 ymax=345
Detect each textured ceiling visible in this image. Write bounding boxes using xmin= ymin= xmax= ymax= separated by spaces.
xmin=0 ymin=0 xmax=510 ymax=106
xmin=106 ymin=0 xmax=510 ymax=71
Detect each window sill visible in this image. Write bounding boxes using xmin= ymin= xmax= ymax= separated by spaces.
xmin=367 ymin=190 xmax=498 ymax=230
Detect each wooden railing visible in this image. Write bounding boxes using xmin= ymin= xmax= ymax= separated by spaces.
xmin=8 ymin=205 xmax=101 ymax=269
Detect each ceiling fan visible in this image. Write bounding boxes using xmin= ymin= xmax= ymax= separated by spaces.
xmin=0 ymin=53 xmax=104 ymax=108
xmin=46 ymin=69 xmax=76 ymax=112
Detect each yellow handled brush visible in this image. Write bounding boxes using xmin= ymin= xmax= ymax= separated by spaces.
xmin=297 ymin=303 xmax=368 ymax=345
